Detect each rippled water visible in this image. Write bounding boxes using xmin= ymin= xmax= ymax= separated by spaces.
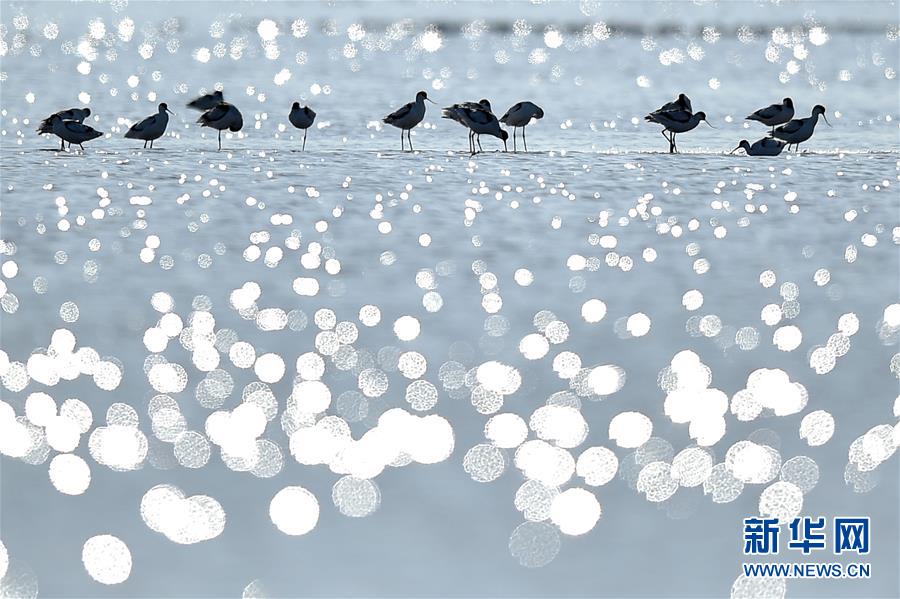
xmin=1 ymin=2 xmax=899 ymax=598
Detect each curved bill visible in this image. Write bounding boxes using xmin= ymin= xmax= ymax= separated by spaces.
xmin=703 ymin=119 xmax=716 ymax=129
xmin=822 ymin=114 xmax=832 ymax=126
xmin=166 ymin=108 xmax=176 ymax=116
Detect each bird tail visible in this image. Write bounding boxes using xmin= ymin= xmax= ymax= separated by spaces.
xmin=382 ymin=116 xmax=392 ymax=124
xmin=124 ymin=128 xmax=138 ymax=139
xmin=89 ymin=129 xmax=103 ymax=140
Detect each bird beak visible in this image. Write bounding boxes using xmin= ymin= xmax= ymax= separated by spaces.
xmin=822 ymin=114 xmax=832 ymax=127
xmin=426 ymin=98 xmax=437 ymax=104
xmin=729 ymin=146 xmax=739 ymax=154
xmin=703 ymin=119 xmax=716 ymax=129
xmin=167 ymin=108 xmax=176 ymax=116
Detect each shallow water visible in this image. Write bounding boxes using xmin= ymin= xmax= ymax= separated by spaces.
xmin=1 ymin=2 xmax=899 ymax=598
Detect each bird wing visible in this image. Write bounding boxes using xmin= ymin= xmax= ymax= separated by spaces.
xmin=775 ymin=118 xmax=803 ymax=134
xmin=465 ymin=107 xmax=495 ymax=125
xmin=500 ymin=102 xmax=522 ymax=123
xmin=128 ymin=114 xmax=157 ymax=133
xmin=656 ymin=100 xmax=679 ymax=113
xmin=682 ymin=97 xmax=693 ymax=112
xmin=750 ymin=103 xmax=780 ymax=120
xmin=198 ymin=103 xmax=229 ymax=125
xmin=665 ymin=109 xmax=693 ymax=123
xmin=64 ymin=121 xmax=102 ymax=137
xmin=385 ymin=101 xmax=413 ymax=122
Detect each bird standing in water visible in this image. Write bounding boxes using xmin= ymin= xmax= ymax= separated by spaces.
xmin=746 ymin=98 xmax=794 ymax=134
xmin=443 ymin=99 xmax=492 ymax=153
xmin=731 ymin=137 xmax=786 ymax=156
xmin=383 ymin=91 xmax=434 ymax=151
xmin=288 ymin=102 xmax=316 ymax=151
xmin=37 ymin=107 xmax=92 ymax=137
xmin=125 ymin=103 xmax=175 ymax=149
xmin=443 ymin=104 xmax=508 ymax=154
xmin=48 ymin=114 xmax=103 ymax=151
xmin=772 ymin=105 xmax=830 ymax=152
xmin=197 ymin=102 xmax=243 ymax=151
xmin=645 ymin=109 xmax=713 ymax=153
xmin=500 ymin=101 xmax=544 ymax=152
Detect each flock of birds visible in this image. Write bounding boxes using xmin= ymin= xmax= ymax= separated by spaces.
xmin=35 ymin=90 xmax=831 ymax=156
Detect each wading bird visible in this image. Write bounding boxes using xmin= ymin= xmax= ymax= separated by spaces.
xmin=197 ymin=102 xmax=243 ymax=151
xmin=48 ymin=114 xmax=103 ymax=151
xmin=37 ymin=107 xmax=91 ymax=136
xmin=645 ymin=109 xmax=712 ymax=153
xmin=443 ymin=104 xmax=508 ymax=154
xmin=731 ymin=137 xmax=786 ymax=156
xmin=443 ymin=99 xmax=492 ymax=153
xmin=773 ymin=105 xmax=830 ymax=152
xmin=746 ymin=98 xmax=794 ymax=134
xmin=125 ymin=103 xmax=175 ymax=149
xmin=288 ymin=102 xmax=317 ymax=151
xmin=383 ymin=91 xmax=434 ymax=151
xmin=500 ymin=101 xmax=544 ymax=152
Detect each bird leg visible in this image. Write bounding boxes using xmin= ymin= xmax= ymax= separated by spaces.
xmin=522 ymin=126 xmax=528 ymax=153
xmin=408 ymin=130 xmax=414 ymax=152
xmin=218 ymin=129 xmax=222 ymax=151
xmin=661 ymin=130 xmax=671 ymax=152
xmin=302 ymin=129 xmax=307 ymax=151
xmin=150 ymin=139 xmax=154 ymax=149
xmin=59 ymin=139 xmax=65 ymax=151
xmin=512 ymin=127 xmax=517 ymax=153
xmin=400 ymin=129 xmax=405 ymax=151
xmin=79 ymin=144 xmax=85 ymax=151
xmin=143 ymin=140 xmax=148 ymax=149
xmin=477 ymin=135 xmax=483 ymax=153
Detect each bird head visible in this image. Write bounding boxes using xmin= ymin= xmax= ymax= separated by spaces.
xmin=417 ymin=91 xmax=436 ymax=104
xmin=783 ymin=98 xmax=793 ymax=107
xmin=159 ymin=103 xmax=174 ymax=115
xmin=813 ymin=104 xmax=831 ymax=126
xmin=534 ymin=106 xmax=545 ymax=119
xmin=292 ymin=101 xmax=300 ymax=110
xmin=479 ymin=99 xmax=491 ymax=111
xmin=695 ymin=111 xmax=714 ymax=127
xmin=730 ymin=140 xmax=749 ymax=154
xmin=214 ymin=90 xmax=224 ymax=100
xmin=83 ymin=107 xmax=92 ymax=117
